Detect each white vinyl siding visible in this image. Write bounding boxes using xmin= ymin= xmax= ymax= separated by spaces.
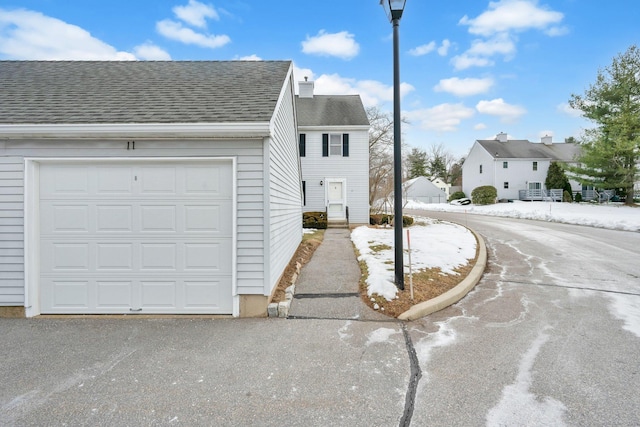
xmin=0 ymin=158 xmax=24 ymax=305
xmin=0 ymin=139 xmax=268 ymax=306
xmin=299 ymin=127 xmax=369 ymax=224
xmin=267 ymin=77 xmax=303 ymax=291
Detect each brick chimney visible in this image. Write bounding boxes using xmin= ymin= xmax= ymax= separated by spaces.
xmin=299 ymin=77 xmax=314 ymax=99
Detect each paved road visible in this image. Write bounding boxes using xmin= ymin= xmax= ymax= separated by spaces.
xmin=406 ymin=209 xmax=640 ymax=426
xmin=2 ymin=212 xmax=639 ymax=426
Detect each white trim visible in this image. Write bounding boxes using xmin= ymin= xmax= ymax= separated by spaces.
xmin=298 ymin=125 xmax=370 ymax=132
xmin=24 ymin=156 xmax=238 ymax=317
xmin=262 ymin=137 xmax=271 ymax=296
xmin=325 ymin=178 xmax=347 ymax=220
xmin=0 ymin=123 xmax=271 ymax=139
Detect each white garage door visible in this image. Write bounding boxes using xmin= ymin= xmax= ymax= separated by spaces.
xmin=38 ymin=160 xmax=234 ymax=314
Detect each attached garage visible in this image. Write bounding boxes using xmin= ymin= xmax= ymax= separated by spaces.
xmin=34 ymin=159 xmax=234 ymax=314
xmin=1 ymin=60 xmax=303 ymax=318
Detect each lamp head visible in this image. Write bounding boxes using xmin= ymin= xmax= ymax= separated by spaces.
xmin=380 ymin=0 xmax=406 ymax=22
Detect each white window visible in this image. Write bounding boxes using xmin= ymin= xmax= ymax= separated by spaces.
xmin=330 ymin=134 xmax=342 ymax=156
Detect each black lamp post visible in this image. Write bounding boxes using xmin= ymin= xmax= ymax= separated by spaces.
xmin=381 ymin=0 xmax=406 ymax=290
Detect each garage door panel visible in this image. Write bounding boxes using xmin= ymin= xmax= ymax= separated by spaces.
xmin=97 ymin=281 xmax=133 ymax=308
xmin=44 ymin=280 xmax=90 ymax=309
xmin=139 ymin=167 xmax=177 ymax=194
xmin=97 ymin=205 xmax=133 ymax=232
xmin=140 ymin=205 xmax=177 ymax=232
xmin=140 ymin=244 xmax=177 ymax=270
xmin=39 ymin=160 xmax=234 ymax=315
xmin=96 ymin=243 xmax=133 ymax=270
xmin=97 ymin=167 xmax=134 ymax=194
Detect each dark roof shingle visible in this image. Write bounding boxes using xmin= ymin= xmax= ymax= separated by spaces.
xmin=295 ymin=95 xmax=369 ymax=127
xmin=478 ymin=139 xmax=581 ymax=162
xmin=0 ymin=60 xmax=292 ymax=124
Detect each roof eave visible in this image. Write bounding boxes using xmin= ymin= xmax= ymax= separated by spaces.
xmin=0 ymin=122 xmax=272 ymax=139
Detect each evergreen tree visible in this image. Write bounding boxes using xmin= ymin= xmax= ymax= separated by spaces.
xmin=406 ymin=147 xmax=427 ymax=179
xmin=568 ymin=45 xmax=640 ymax=205
xmin=545 ymin=162 xmax=572 ymax=200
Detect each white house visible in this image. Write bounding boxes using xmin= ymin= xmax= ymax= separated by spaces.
xmin=403 ymin=176 xmax=448 ymax=204
xmin=431 ymin=177 xmax=451 ymax=199
xmin=462 ymin=133 xmax=582 ymax=201
xmin=296 ymin=79 xmax=370 ymax=225
xmin=0 ymin=60 xmax=302 ymax=318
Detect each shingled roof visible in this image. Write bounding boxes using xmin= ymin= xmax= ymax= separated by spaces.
xmin=295 ymin=95 xmax=369 ymax=127
xmin=0 ymin=61 xmax=292 ymax=124
xmin=477 ymin=139 xmax=581 ymax=162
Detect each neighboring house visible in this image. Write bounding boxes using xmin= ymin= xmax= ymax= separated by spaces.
xmin=431 ymin=177 xmax=451 ymax=199
xmin=0 ymin=60 xmax=302 ymax=318
xmin=403 ymin=176 xmax=448 ymax=204
xmin=296 ymin=79 xmax=370 ymax=225
xmin=462 ymin=133 xmax=582 ymax=201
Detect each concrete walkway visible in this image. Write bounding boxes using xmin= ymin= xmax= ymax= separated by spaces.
xmin=288 ymin=229 xmax=392 ymax=321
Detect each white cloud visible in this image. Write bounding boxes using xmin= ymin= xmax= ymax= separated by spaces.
xmin=156 ymin=19 xmax=230 ymax=48
xmin=173 ymin=0 xmax=218 ymax=28
xmin=437 ymin=39 xmax=452 ymax=56
xmin=409 ymin=40 xmax=451 ymax=57
xmin=133 ymin=42 xmax=171 ymax=60
xmin=467 ymin=34 xmax=516 ymax=57
xmin=409 ymin=41 xmax=436 ymax=56
xmin=476 ymin=98 xmax=527 ymax=122
xmin=459 ymin=0 xmax=565 ymax=37
xmin=301 ymin=30 xmax=359 ymax=60
xmin=474 ymin=123 xmax=488 ymax=130
xmin=435 ymin=77 xmax=494 ymax=97
xmin=557 ymin=102 xmax=582 ymax=118
xmin=0 ymin=8 xmax=135 ymax=60
xmin=451 ymin=54 xmax=494 ymax=71
xmin=405 ymin=103 xmax=475 ymax=132
xmin=236 ymin=54 xmax=261 ymax=61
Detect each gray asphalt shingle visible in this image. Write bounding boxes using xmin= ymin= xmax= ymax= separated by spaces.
xmin=478 ymin=139 xmax=581 ymax=162
xmin=295 ymin=95 xmax=369 ymax=127
xmin=0 ymin=61 xmax=292 ymax=124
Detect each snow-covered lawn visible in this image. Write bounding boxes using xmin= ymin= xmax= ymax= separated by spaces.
xmin=351 ymin=217 xmax=477 ymax=301
xmin=352 ymin=201 xmax=639 ymax=301
xmin=406 ymin=200 xmax=640 ymax=232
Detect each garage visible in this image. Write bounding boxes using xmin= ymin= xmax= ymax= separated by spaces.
xmin=36 ymin=159 xmax=234 ymax=314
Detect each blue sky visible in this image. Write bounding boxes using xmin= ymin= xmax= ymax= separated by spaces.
xmin=0 ymin=0 xmax=637 ymax=157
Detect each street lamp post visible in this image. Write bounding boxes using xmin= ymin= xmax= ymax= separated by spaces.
xmin=381 ymin=0 xmax=406 ymax=290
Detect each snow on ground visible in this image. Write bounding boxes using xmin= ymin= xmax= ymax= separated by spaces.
xmin=352 ymin=200 xmax=639 ymax=301
xmin=406 ymin=200 xmax=640 ymax=232
xmin=351 ymin=217 xmax=476 ymax=301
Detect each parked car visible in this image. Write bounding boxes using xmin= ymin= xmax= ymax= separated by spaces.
xmin=450 ymin=197 xmax=471 ymax=206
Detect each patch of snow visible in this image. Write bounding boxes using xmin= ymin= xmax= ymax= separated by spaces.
xmin=406 ymin=200 xmax=640 ymax=232
xmin=486 ymin=329 xmax=567 ymax=427
xmin=351 ymin=219 xmax=476 ymax=301
xmin=366 ymin=327 xmax=400 ymax=346
xmin=608 ymin=294 xmax=640 ymax=338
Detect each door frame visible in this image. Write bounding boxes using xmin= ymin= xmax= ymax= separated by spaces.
xmin=324 ymin=178 xmax=347 ymax=220
xmin=23 ymin=157 xmax=238 ymax=317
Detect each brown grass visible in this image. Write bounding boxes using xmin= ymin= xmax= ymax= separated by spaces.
xmin=270 ymin=229 xmax=325 ymax=303
xmin=358 ymin=233 xmax=480 ymax=318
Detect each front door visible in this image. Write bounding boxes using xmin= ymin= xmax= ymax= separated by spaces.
xmin=326 ymin=179 xmax=346 ymax=220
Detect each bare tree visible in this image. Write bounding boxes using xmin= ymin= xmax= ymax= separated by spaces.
xmin=367 ymin=106 xmax=394 ymax=208
xmin=425 ymin=143 xmax=461 ymax=184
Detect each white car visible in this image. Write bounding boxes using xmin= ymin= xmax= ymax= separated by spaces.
xmin=450 ymin=197 xmax=471 ymax=206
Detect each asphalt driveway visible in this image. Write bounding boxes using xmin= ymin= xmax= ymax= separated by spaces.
xmin=1 ymin=317 xmax=410 ymax=426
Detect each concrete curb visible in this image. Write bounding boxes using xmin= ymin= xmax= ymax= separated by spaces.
xmin=397 ymin=225 xmax=487 ymax=321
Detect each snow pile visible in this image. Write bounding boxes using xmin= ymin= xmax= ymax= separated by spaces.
xmin=405 ymin=200 xmax=640 ymax=232
xmin=351 ymin=218 xmax=477 ymax=301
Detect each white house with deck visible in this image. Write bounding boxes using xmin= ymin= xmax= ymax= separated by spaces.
xmin=462 ymin=133 xmax=582 ymax=201
xmin=296 ymin=79 xmax=370 ymax=225
xmin=0 ymin=60 xmax=302 ymax=318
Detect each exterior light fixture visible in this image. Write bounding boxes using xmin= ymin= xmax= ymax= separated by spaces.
xmin=380 ymin=0 xmax=407 ymax=290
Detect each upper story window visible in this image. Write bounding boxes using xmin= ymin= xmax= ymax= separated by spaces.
xmin=533 ymin=161 xmax=538 ymax=171
xmin=479 ymin=164 xmax=483 ymax=174
xmin=322 ymin=133 xmax=349 ymax=157
xmin=299 ymin=134 xmax=306 ymax=157
xmin=503 ymin=161 xmax=508 ymax=169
